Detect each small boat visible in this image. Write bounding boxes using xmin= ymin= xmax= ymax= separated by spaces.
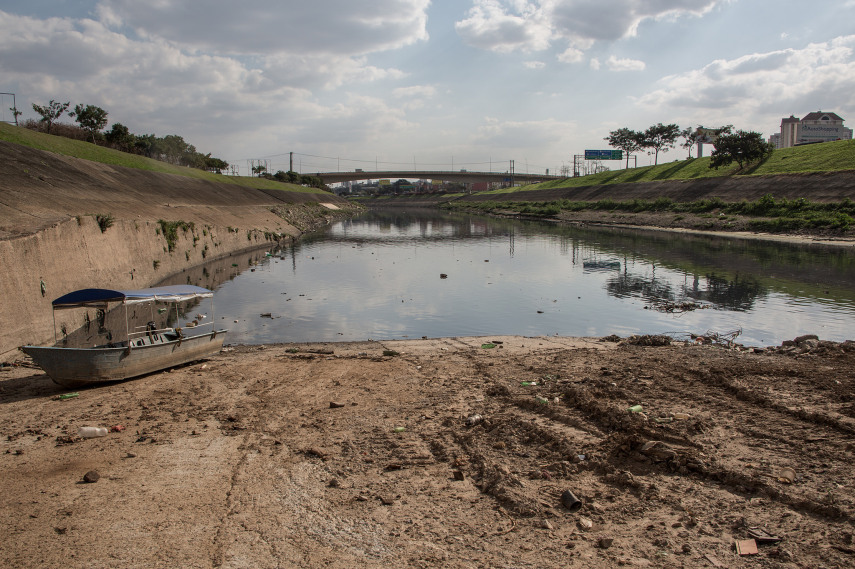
xmin=21 ymin=285 xmax=227 ymax=387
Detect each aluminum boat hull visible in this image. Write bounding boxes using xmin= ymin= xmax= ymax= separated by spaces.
xmin=21 ymin=330 xmax=226 ymax=388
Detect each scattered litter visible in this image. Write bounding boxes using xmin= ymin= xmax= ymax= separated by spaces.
xmin=481 ymin=343 xmax=496 ymax=349
xmin=109 ymin=425 xmax=125 ymax=433
xmin=520 ymin=381 xmax=537 ymax=386
xmin=674 ymin=412 xmax=690 ymax=420
xmin=535 ymin=397 xmax=549 ymax=405
xmin=393 ymin=427 xmax=406 ymax=433
xmin=78 ymin=426 xmax=107 ymax=438
xmin=57 ymin=393 xmax=79 ymax=401
xmin=735 ymin=539 xmax=758 ymax=556
xmin=747 ymin=527 xmax=782 ymax=544
xmin=654 ymin=416 xmax=673 ymax=424
xmin=560 ymin=490 xmax=582 ymax=512
xmin=627 ymin=405 xmax=643 ymax=413
xmin=777 ymin=467 xmax=796 ymax=484
xmin=329 ymin=402 xmax=345 ymax=409
xmin=465 ymin=414 xmax=483 ymax=426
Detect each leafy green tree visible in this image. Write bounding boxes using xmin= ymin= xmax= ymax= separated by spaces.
xmin=133 ymin=133 xmax=157 ymax=157
xmin=105 ymin=122 xmax=134 ymax=151
xmin=31 ymin=100 xmax=70 ymax=134
xmin=605 ymin=128 xmax=643 ymax=169
xmin=204 ymin=155 xmax=229 ymax=174
xmin=70 ymin=104 xmax=108 ymax=142
xmin=639 ymin=123 xmax=680 ymax=165
xmin=709 ymin=130 xmax=774 ymax=170
xmin=252 ymin=164 xmax=268 ymax=177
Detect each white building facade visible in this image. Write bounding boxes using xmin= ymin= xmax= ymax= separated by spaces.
xmin=772 ymin=112 xmax=853 ymax=148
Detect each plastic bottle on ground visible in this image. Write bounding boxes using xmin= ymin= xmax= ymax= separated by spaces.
xmin=78 ymin=426 xmax=108 ymax=438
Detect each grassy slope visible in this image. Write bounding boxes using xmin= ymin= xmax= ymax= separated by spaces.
xmin=0 ymin=122 xmax=325 ymax=194
xmin=487 ymin=139 xmax=855 ymax=194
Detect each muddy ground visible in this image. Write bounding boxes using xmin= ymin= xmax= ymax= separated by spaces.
xmin=2 ymin=334 xmax=854 ymax=568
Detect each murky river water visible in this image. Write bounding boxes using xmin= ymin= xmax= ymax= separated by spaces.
xmin=162 ymin=209 xmax=855 ymax=347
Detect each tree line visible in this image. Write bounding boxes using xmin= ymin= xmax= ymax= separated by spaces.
xmin=604 ymin=123 xmax=774 ymax=171
xmin=26 ymin=99 xmax=230 ymax=174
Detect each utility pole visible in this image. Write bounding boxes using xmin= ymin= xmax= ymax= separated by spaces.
xmin=289 ymin=152 xmax=293 ymax=173
xmin=510 ymin=159 xmax=515 ymax=187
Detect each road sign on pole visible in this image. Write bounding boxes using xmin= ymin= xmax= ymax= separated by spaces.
xmin=584 ymin=149 xmax=623 ymax=160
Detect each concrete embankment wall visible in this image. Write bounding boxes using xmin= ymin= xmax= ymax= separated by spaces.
xmin=0 ymin=140 xmax=358 ymax=359
xmin=0 ymin=216 xmax=290 ymax=360
xmin=368 ymin=171 xmax=855 ymax=207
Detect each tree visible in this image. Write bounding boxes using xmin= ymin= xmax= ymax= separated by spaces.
xmin=31 ymin=100 xmax=70 ymax=134
xmin=204 ymin=155 xmax=229 ymax=174
xmin=70 ymin=104 xmax=108 ymax=142
xmin=105 ymin=122 xmax=134 ymax=152
xmin=638 ymin=123 xmax=680 ymax=165
xmin=709 ymin=130 xmax=774 ymax=170
xmin=604 ymin=128 xmax=643 ymax=169
xmin=9 ymin=106 xmax=22 ymax=126
xmin=252 ymin=164 xmax=268 ymax=177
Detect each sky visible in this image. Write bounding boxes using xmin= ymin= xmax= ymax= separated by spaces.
xmin=1 ymin=0 xmax=854 ymax=175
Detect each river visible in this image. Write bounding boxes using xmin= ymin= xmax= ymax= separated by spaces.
xmin=164 ymin=208 xmax=855 ymax=347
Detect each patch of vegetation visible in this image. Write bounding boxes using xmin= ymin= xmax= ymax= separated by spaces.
xmin=152 ymin=260 xmax=160 ymax=270
xmin=95 ymin=213 xmax=114 ymax=232
xmin=158 ymin=220 xmax=195 ymax=252
xmin=447 ymin=195 xmax=855 ymax=233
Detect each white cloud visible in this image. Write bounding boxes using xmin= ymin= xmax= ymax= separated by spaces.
xmin=637 ymin=36 xmax=855 ymax=126
xmin=456 ymin=0 xmax=722 ymax=58
xmin=454 ymin=0 xmax=552 ymax=53
xmin=524 ymin=60 xmax=546 ymax=69
xmin=557 ymin=47 xmax=585 ymax=64
xmin=590 ymin=58 xmax=601 ymax=70
xmin=393 ymin=85 xmax=437 ymax=98
xmin=606 ymin=55 xmax=646 ymax=71
xmin=471 ymin=116 xmax=578 ymax=151
xmin=96 ymin=0 xmax=430 ymax=56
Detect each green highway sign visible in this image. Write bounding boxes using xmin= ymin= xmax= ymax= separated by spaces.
xmin=584 ymin=149 xmax=623 ymax=160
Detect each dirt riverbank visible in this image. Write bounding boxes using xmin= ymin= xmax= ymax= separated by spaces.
xmin=2 ymin=334 xmax=854 ymax=568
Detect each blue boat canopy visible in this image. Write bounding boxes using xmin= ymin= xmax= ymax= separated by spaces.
xmin=52 ymin=285 xmax=214 ymax=308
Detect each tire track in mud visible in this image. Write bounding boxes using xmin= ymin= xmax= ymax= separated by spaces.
xmin=496 ymin=346 xmax=855 ymax=522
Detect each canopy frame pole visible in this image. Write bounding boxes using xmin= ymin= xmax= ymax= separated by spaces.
xmin=52 ymin=309 xmax=57 ymax=345
xmin=125 ymin=302 xmax=131 ymax=348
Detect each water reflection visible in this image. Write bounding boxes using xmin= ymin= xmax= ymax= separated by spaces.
xmin=148 ymin=208 xmax=854 ymax=346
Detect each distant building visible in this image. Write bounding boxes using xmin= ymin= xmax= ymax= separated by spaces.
xmin=771 ymin=111 xmax=853 ymax=148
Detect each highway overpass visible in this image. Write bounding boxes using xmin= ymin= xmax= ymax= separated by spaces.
xmin=313 ymin=170 xmax=564 ymax=184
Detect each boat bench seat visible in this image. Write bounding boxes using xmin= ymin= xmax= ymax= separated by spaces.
xmin=132 ymin=330 xmax=178 ymax=347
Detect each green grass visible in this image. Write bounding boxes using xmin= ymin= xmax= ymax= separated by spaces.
xmin=0 ymin=122 xmax=327 ymax=194
xmin=486 ymin=139 xmax=855 ymax=194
